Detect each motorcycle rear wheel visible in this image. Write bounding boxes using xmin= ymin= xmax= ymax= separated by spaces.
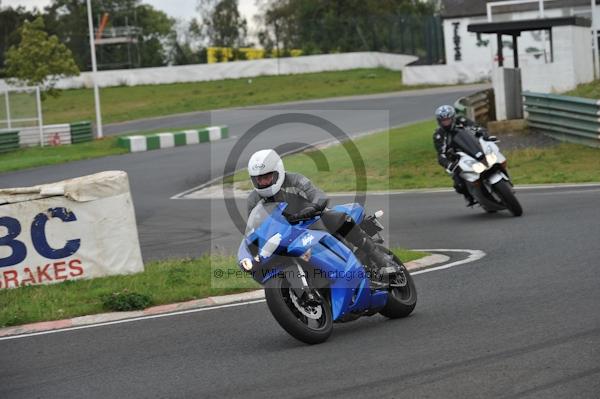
xmin=264 ymin=276 xmax=333 ymax=344
xmin=378 ymin=249 xmax=417 ymax=319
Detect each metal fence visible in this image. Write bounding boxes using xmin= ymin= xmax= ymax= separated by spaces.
xmin=523 ymin=92 xmax=600 ymax=148
xmin=454 ymin=89 xmax=496 ymax=126
xmin=0 ymin=130 xmax=19 ymax=154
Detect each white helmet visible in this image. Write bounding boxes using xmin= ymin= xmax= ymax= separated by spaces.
xmin=247 ymin=149 xmax=285 ymax=198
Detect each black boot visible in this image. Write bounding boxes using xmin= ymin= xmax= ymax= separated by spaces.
xmin=345 ymin=227 xmax=395 ymax=281
xmin=464 ymin=193 xmax=477 ymax=207
xmin=320 ymin=210 xmax=395 ymax=282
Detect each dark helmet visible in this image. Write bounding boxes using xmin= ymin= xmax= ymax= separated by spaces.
xmin=435 ymin=105 xmax=456 ymax=132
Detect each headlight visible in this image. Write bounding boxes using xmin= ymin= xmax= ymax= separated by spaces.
xmin=240 ymin=258 xmax=253 ymax=271
xmin=472 ymin=162 xmax=487 ymax=174
xmin=486 ymin=153 xmax=498 ymax=165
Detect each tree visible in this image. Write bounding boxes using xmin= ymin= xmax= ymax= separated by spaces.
xmin=134 ymin=3 xmax=176 ymax=67
xmin=200 ymin=0 xmax=248 ymax=60
xmin=43 ymin=0 xmax=175 ymax=69
xmin=257 ymin=0 xmax=298 ymax=57
xmin=256 ymin=0 xmax=436 ymax=56
xmin=0 ymin=5 xmax=38 ymax=77
xmin=4 ymin=16 xmax=79 ymax=98
xmin=168 ymin=19 xmax=207 ymax=65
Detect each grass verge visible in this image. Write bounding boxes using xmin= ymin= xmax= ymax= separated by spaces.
xmin=227 ymin=120 xmax=600 ymax=191
xmin=0 ymin=125 xmax=205 ymax=173
xmin=564 ymin=80 xmax=600 ymax=99
xmin=41 ymin=68 xmax=437 ymax=125
xmin=0 ymin=249 xmax=427 ymax=328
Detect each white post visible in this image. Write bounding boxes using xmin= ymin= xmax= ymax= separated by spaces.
xmin=5 ymin=91 xmax=11 ymax=129
xmin=36 ymin=86 xmax=44 ymax=147
xmin=539 ymin=0 xmax=545 ymax=17
xmin=86 ymin=0 xmax=103 ymax=139
xmin=593 ymin=0 xmax=600 ymax=79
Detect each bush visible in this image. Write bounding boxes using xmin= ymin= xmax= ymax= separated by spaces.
xmin=101 ymin=290 xmax=152 ymax=311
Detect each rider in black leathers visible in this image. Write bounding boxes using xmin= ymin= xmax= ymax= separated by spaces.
xmin=432 ymin=105 xmax=496 ymax=206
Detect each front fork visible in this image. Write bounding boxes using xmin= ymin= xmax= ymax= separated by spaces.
xmin=284 ymin=261 xmax=318 ymax=305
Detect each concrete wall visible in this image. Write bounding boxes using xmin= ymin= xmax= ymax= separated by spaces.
xmin=493 ymin=25 xmax=593 ymax=119
xmin=414 ymin=3 xmax=598 ymax=87
xmin=520 ymin=25 xmax=594 ymax=92
xmin=443 ymin=5 xmax=596 ymax=69
xmin=0 ymin=52 xmax=417 ymax=90
xmin=403 ymin=62 xmax=491 ymax=85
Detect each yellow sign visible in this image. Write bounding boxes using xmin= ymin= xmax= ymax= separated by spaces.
xmin=207 ymin=47 xmax=303 ymax=63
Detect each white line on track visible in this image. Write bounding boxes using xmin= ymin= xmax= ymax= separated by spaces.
xmin=411 ymin=249 xmax=486 ymax=274
xmin=0 ymin=300 xmax=267 ymax=341
xmin=0 ymin=249 xmax=484 ymax=341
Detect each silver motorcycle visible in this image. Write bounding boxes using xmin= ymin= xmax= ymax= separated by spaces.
xmin=451 ymin=127 xmax=523 ymax=216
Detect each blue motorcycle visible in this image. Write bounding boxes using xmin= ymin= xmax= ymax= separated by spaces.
xmin=237 ymin=200 xmax=417 ymax=344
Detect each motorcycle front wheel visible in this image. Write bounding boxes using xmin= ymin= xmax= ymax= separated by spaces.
xmin=264 ymin=276 xmax=333 ymax=344
xmin=493 ymin=179 xmax=523 ymax=217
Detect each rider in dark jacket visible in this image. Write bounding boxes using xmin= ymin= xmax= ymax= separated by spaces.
xmin=432 ymin=105 xmax=496 ymax=206
xmin=247 ymin=149 xmax=394 ymax=278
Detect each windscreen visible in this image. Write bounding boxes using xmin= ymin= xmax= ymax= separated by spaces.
xmin=452 ymin=128 xmax=484 ymax=160
xmin=245 ymin=201 xmax=280 ymax=236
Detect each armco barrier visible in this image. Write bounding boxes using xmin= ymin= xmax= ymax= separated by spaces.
xmin=454 ymin=89 xmax=496 ymax=126
xmin=70 ymin=121 xmax=93 ymax=144
xmin=0 ymin=130 xmax=19 ymax=153
xmin=0 ymin=171 xmax=144 ymax=289
xmin=523 ymin=92 xmax=600 ymax=148
xmin=117 ymin=126 xmax=229 ymax=152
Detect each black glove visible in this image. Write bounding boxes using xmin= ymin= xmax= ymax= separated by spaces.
xmin=484 ymin=135 xmax=498 ymax=142
xmin=289 ymin=204 xmax=319 ymax=222
xmin=446 ymin=159 xmax=459 ymax=173
xmin=474 ymin=127 xmax=488 ymax=137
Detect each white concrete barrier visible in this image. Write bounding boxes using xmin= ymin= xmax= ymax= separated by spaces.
xmin=520 ymin=25 xmax=594 ymax=93
xmin=403 ymin=63 xmax=491 ymax=85
xmin=1 ymin=52 xmax=417 ymax=90
xmin=0 ymin=171 xmax=144 ymax=289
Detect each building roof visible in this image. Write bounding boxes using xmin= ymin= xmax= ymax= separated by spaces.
xmin=441 ymin=0 xmax=598 ymax=19
xmin=468 ymin=16 xmax=592 ymax=34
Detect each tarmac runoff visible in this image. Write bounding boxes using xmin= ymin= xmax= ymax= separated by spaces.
xmin=0 ymin=250 xmax=488 ymax=341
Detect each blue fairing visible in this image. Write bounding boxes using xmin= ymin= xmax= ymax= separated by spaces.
xmin=238 ymin=202 xmax=388 ymax=321
xmin=333 ymin=203 xmax=365 ymax=224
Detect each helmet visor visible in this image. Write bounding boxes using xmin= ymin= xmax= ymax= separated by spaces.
xmin=251 ymin=171 xmax=279 ymax=189
xmin=440 ymin=117 xmax=454 ymax=127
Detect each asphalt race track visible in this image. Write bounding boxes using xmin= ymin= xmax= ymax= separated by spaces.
xmin=1 ymin=86 xmax=599 ymax=398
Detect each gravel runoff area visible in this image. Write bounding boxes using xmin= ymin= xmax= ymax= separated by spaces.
xmin=492 ymin=130 xmax=559 ymax=150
